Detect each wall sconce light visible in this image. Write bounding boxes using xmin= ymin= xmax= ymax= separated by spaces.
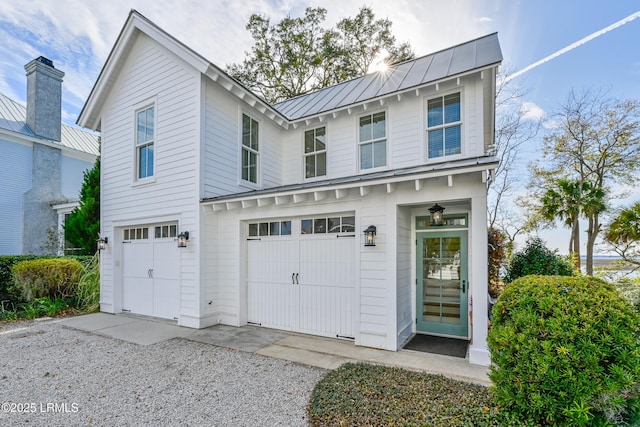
xmin=177 ymin=231 xmax=189 ymax=248
xmin=97 ymin=237 xmax=108 ymax=251
xmin=363 ymin=225 xmax=377 ymax=247
xmin=429 ymin=204 xmax=445 ymax=226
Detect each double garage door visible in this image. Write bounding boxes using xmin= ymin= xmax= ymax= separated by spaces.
xmin=247 ymin=215 xmax=356 ymax=338
xmin=122 ymin=223 xmax=180 ymax=320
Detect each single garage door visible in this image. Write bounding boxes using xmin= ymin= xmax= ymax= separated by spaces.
xmin=247 ymin=215 xmax=356 ymax=338
xmin=122 ymin=224 xmax=180 ymax=320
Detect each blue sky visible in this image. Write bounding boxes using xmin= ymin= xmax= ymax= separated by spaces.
xmin=1 ymin=0 xmax=639 ymax=254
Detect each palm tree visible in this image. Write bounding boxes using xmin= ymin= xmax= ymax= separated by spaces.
xmin=539 ymin=179 xmax=606 ymax=274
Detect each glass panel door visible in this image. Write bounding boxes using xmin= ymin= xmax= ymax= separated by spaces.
xmin=416 ymin=231 xmax=468 ymax=337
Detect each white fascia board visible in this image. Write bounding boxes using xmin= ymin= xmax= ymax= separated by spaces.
xmin=78 ymin=11 xmax=210 ymax=130
xmin=202 ymin=161 xmax=498 ymax=207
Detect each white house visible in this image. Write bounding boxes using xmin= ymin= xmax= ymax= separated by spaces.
xmin=0 ymin=57 xmax=99 ymax=255
xmin=78 ymin=10 xmax=501 ymax=366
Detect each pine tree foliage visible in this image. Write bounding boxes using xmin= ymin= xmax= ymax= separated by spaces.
xmin=64 ymin=156 xmax=100 ymax=255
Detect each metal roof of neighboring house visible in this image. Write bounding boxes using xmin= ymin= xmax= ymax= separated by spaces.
xmin=273 ymin=33 xmax=502 ymax=121
xmin=0 ymin=92 xmax=99 ymax=156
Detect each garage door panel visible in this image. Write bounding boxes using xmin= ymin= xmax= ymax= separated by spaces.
xmin=299 ymin=284 xmax=354 ymax=337
xmin=247 ymin=220 xmax=355 ymax=338
xmin=153 ymin=278 xmax=180 ymax=319
xmin=123 ymin=277 xmax=153 ymax=315
xmin=153 ymin=241 xmax=180 ymax=280
xmin=248 ymin=240 xmax=298 ymax=284
xmin=299 ymin=238 xmax=355 ymax=287
xmin=121 ymin=224 xmax=180 ymax=320
xmin=122 ymin=243 xmax=154 ymax=278
xmin=248 ymin=281 xmax=296 ymax=329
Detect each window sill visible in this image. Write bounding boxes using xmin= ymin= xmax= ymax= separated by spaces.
xmin=131 ymin=177 xmax=156 ymax=188
xmin=238 ymin=180 xmax=260 ymax=191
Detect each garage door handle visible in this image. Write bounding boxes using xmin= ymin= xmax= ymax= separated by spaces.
xmin=295 ymin=273 xmax=299 ymax=284
xmin=292 ymin=273 xmax=295 ymax=284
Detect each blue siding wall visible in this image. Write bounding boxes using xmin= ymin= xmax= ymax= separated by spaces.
xmin=61 ymin=155 xmax=92 ymax=200
xmin=0 ymin=139 xmax=32 ymax=254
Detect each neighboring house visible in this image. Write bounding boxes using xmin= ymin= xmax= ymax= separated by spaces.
xmin=0 ymin=57 xmax=100 ymax=255
xmin=78 ymin=11 xmax=501 ymax=366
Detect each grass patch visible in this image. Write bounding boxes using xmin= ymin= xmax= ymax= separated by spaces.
xmin=308 ymin=363 xmax=530 ymax=426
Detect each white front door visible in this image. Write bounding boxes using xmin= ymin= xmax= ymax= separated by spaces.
xmin=247 ymin=216 xmax=356 ymax=338
xmin=121 ymin=224 xmax=180 ymax=320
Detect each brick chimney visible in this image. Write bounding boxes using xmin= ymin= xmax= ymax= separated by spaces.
xmin=24 ymin=56 xmax=65 ymax=141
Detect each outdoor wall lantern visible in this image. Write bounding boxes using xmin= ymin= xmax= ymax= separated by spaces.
xmin=177 ymin=231 xmax=189 ymax=248
xmin=363 ymin=225 xmax=377 ymax=247
xmin=97 ymin=237 xmax=108 ymax=251
xmin=429 ymin=204 xmax=445 ymax=226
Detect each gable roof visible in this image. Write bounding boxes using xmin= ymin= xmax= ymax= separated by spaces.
xmin=274 ymin=33 xmax=501 ymax=121
xmin=0 ymin=92 xmax=99 ymax=156
xmin=79 ymin=10 xmax=501 ymax=131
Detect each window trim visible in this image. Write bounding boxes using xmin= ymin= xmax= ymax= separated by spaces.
xmin=425 ymin=90 xmax=464 ymax=162
xmin=135 ymin=104 xmax=156 ymax=183
xmin=303 ymin=125 xmax=327 ymax=181
xmin=240 ymin=112 xmax=260 ymax=187
xmin=357 ymin=110 xmax=388 ymax=172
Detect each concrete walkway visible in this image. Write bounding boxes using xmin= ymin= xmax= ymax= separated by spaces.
xmin=58 ymin=313 xmax=490 ymax=386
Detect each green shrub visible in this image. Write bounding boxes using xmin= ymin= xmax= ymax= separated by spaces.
xmin=0 ymin=255 xmax=39 ymax=302
xmin=488 ymin=275 xmax=640 ymax=426
xmin=12 ymin=258 xmax=83 ymax=301
xmin=504 ymin=237 xmax=575 ymax=283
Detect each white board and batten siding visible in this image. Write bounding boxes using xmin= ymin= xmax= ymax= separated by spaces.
xmin=99 ymin=33 xmax=201 ymax=325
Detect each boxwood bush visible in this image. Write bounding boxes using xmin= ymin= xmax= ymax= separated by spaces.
xmin=12 ymin=258 xmax=84 ymax=301
xmin=488 ymin=275 xmax=640 ymax=426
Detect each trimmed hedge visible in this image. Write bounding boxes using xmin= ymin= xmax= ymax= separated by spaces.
xmin=0 ymin=255 xmax=92 ymax=303
xmin=488 ymin=275 xmax=640 ymax=426
xmin=12 ymin=258 xmax=84 ymax=301
xmin=0 ymin=255 xmax=39 ymax=303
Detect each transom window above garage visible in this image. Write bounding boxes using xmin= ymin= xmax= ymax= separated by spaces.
xmin=248 ymin=220 xmax=292 ymax=237
xmin=123 ymin=227 xmax=149 ymax=240
xmin=155 ymin=225 xmax=177 ymax=238
xmin=301 ymin=216 xmax=355 ymax=234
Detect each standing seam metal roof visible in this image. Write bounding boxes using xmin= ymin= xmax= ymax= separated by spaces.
xmin=273 ymin=32 xmax=502 ymax=121
xmin=0 ymin=92 xmax=99 ymax=156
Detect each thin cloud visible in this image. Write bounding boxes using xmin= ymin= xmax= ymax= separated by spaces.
xmin=506 ymin=10 xmax=640 ymax=82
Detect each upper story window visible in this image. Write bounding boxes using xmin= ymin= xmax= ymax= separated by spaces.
xmin=136 ymin=106 xmax=155 ymax=179
xmin=427 ymin=93 xmax=461 ymax=159
xmin=359 ymin=112 xmax=386 ymax=170
xmin=242 ymin=113 xmax=259 ymax=184
xmin=304 ymin=126 xmax=326 ymax=179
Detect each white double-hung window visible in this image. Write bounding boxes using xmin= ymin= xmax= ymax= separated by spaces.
xmin=304 ymin=126 xmax=326 ymax=178
xmin=427 ymin=93 xmax=462 ymax=159
xmin=242 ymin=113 xmax=259 ymax=184
xmin=359 ymin=111 xmax=386 ymax=170
xmin=136 ymin=105 xmax=155 ymax=179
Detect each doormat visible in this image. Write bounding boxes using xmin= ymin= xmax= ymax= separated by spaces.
xmin=403 ymin=334 xmax=468 ymax=358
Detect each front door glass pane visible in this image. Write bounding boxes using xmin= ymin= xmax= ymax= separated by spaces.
xmin=417 ymin=232 xmax=467 ymax=337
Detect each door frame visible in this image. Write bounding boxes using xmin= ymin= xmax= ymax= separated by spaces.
xmin=416 ymin=230 xmax=469 ymax=338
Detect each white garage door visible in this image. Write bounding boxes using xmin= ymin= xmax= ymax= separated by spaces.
xmin=122 ymin=224 xmax=180 ymax=320
xmin=247 ymin=215 xmax=356 ymax=338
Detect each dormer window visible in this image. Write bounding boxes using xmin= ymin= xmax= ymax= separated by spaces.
xmin=427 ymin=93 xmax=461 ymax=159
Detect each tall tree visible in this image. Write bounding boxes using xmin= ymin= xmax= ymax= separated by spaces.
xmin=488 ymin=67 xmax=541 ymax=241
xmin=539 ymin=179 xmax=605 ymax=269
xmin=227 ymin=6 xmax=414 ymax=103
xmin=605 ymin=202 xmax=640 ymax=274
xmin=529 ymin=89 xmax=640 ymax=275
xmin=64 ymin=156 xmax=100 ymax=255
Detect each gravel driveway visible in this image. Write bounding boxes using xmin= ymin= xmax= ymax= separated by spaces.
xmin=0 ymin=319 xmax=326 ymax=426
